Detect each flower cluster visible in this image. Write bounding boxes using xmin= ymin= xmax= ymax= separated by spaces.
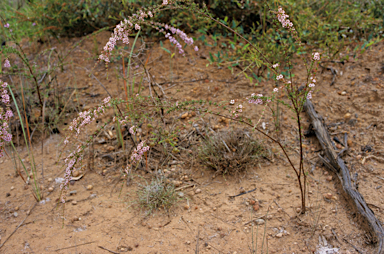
xmin=60 ymin=145 xmax=83 ymax=203
xmin=99 ymin=2 xmax=197 ymax=63
xmin=0 ymin=79 xmax=13 ymax=158
xmin=4 ymin=23 xmax=9 ymax=28
xmin=232 ymin=104 xmax=244 ymax=118
xmin=312 ymin=52 xmax=320 ymax=61
xmin=122 ymin=126 xmax=151 ymax=174
xmin=248 ymin=93 xmax=264 ymax=105
xmin=276 ymin=74 xmax=283 ymax=80
xmin=65 ymin=97 xmax=111 ymax=144
xmin=60 ymin=97 xmax=113 ymax=203
xmin=131 ymin=140 xmax=150 ymax=164
xmin=307 ymin=76 xmax=316 ymax=99
xmin=277 ymin=7 xmax=294 ymax=30
xmin=4 ymin=59 xmax=10 ymax=68
xmin=163 ymin=26 xmax=195 ymax=56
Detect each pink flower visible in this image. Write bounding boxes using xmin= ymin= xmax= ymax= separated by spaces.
xmin=248 ymin=94 xmax=263 ymax=105
xmin=148 ymin=11 xmax=153 ymax=18
xmin=4 ymin=59 xmax=10 ymax=68
xmin=194 ymin=46 xmax=199 ymax=51
xmin=308 ymin=83 xmax=315 ymax=88
xmin=273 ymin=88 xmax=278 ymax=92
xmin=0 ymin=79 xmax=13 ymax=158
xmin=272 ymin=63 xmax=279 ymax=68
xmin=230 ymin=100 xmax=235 ymax=105
xmin=277 ymin=7 xmax=294 ymax=30
xmin=312 ymin=52 xmax=320 ymax=61
xmin=163 ymin=0 xmax=168 ymax=5
xmin=135 ymin=24 xmax=140 ymax=30
xmin=307 ymin=92 xmax=312 ymax=99
xmin=276 ymin=74 xmax=283 ymax=80
xmin=4 ymin=23 xmax=9 ymax=28
xmin=129 ymin=126 xmax=136 ymax=135
xmin=32 ymin=22 xmax=36 ymax=26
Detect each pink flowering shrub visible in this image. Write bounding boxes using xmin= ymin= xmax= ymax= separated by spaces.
xmin=60 ymin=97 xmax=112 ymax=202
xmin=98 ymin=0 xmax=197 ymax=64
xmin=0 ymin=79 xmax=13 ymax=158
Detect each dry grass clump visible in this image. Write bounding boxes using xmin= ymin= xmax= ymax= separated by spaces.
xmin=136 ymin=177 xmax=177 ymax=214
xmin=198 ymin=128 xmax=267 ymax=176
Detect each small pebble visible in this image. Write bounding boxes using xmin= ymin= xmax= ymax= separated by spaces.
xmin=195 ymin=189 xmax=201 ymax=194
xmin=48 ymin=178 xmax=53 ymax=182
xmin=253 ymin=204 xmax=260 ymax=211
xmin=72 ymin=200 xmax=77 ymax=205
xmin=72 ymin=170 xmax=80 ymax=177
xmin=48 ymin=187 xmax=54 ymax=192
xmin=184 ymin=205 xmax=189 ymax=210
xmin=15 ymin=206 xmax=19 ymax=211
xmin=86 ymin=185 xmax=93 ymax=190
xmin=10 ymin=186 xmax=14 ymax=190
xmin=181 ymin=112 xmax=189 ymax=119
xmin=324 ymin=193 xmax=333 ymax=199
xmin=255 ymin=219 xmax=265 ymax=225
xmin=326 ymin=176 xmax=333 ymax=181
xmin=276 ymin=232 xmax=283 ymax=238
xmin=344 ymin=113 xmax=352 ymax=120
xmin=14 ymin=212 xmax=18 ymax=217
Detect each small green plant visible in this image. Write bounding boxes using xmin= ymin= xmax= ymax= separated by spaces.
xmin=137 ymin=176 xmax=177 ymax=214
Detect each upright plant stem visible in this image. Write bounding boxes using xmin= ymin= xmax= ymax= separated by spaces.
xmin=126 ymin=30 xmax=141 ymax=98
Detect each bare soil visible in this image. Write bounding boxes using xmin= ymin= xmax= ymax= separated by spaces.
xmin=1 ymin=31 xmax=384 ymax=254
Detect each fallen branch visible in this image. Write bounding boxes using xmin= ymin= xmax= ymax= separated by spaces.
xmin=54 ymin=241 xmax=95 ymax=252
xmin=303 ymin=99 xmax=384 ymax=254
xmin=98 ymin=245 xmax=119 ymax=254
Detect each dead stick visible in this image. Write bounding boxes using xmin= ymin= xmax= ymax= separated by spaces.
xmin=98 ymin=245 xmax=119 ymax=254
xmin=304 ymin=98 xmax=384 ymax=254
xmin=54 ymin=242 xmax=95 ymax=252
xmin=0 ymin=203 xmax=37 ymax=250
xmin=174 ymin=184 xmax=195 ymax=191
xmin=195 ymin=227 xmax=200 ymax=254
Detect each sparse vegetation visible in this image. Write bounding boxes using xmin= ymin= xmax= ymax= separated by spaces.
xmin=137 ymin=177 xmax=177 ymax=214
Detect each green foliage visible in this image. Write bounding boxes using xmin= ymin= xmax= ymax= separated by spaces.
xmin=201 ymin=0 xmax=384 ymax=84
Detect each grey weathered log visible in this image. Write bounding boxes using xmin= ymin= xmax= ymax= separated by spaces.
xmin=303 ymin=99 xmax=384 ymax=254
